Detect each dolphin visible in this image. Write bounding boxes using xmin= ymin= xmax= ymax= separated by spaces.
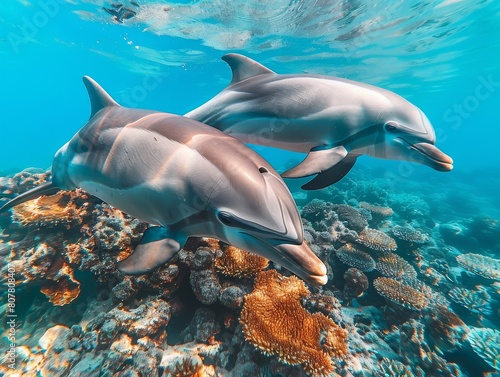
xmin=0 ymin=76 xmax=327 ymax=286
xmin=185 ymin=54 xmax=453 ymax=190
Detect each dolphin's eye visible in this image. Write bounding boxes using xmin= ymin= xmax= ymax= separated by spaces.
xmin=385 ymin=122 xmax=399 ymax=132
xmin=79 ymin=144 xmax=89 ymax=153
xmin=218 ymin=211 xmax=235 ymax=226
xmin=258 ymin=167 xmax=268 ymax=174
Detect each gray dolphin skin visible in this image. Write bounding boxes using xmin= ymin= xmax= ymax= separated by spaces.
xmin=186 ymin=54 xmax=454 ymax=189
xmin=0 ymin=76 xmax=327 ymax=286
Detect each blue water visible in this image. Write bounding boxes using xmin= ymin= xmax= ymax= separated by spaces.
xmin=1 ymin=1 xmax=500 ymax=376
xmin=1 ymin=0 xmax=500 ymax=177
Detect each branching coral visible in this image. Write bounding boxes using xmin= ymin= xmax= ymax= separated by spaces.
xmin=373 ymin=277 xmax=429 ymax=311
xmin=392 ymin=225 xmax=429 ymax=244
xmin=375 ymin=252 xmax=417 ymax=281
xmin=357 ymin=228 xmax=397 ymax=252
xmin=215 ymin=243 xmax=268 ymax=277
xmin=467 ymin=328 xmax=500 ymax=371
xmin=448 ymin=287 xmax=491 ymax=315
xmin=240 ymin=270 xmax=348 ymax=376
xmin=456 ymin=253 xmax=500 ymax=281
xmin=336 ymin=243 xmax=375 ymax=272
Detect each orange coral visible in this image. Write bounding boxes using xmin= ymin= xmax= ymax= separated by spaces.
xmin=357 ymin=228 xmax=397 ymax=252
xmin=13 ymin=189 xmax=89 ymax=228
xmin=373 ymin=277 xmax=429 ymax=311
xmin=40 ymin=259 xmax=81 ymax=306
xmin=215 ymin=244 xmax=268 ymax=278
xmin=240 ymin=270 xmax=347 ymax=376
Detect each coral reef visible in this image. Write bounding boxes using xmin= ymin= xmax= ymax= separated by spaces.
xmin=467 ymin=328 xmax=500 ymax=371
xmin=343 ymin=268 xmax=369 ymax=301
xmin=392 ymin=225 xmax=429 ymax=244
xmin=214 ymin=243 xmax=269 ymax=277
xmin=384 ymin=319 xmax=463 ymax=376
xmin=375 ymin=252 xmax=418 ymax=281
xmin=448 ymin=287 xmax=492 ymax=315
xmin=388 ymin=193 xmax=430 ymax=219
xmin=336 ymin=243 xmax=376 ymax=272
xmin=189 ymin=247 xmax=222 ymax=305
xmin=333 ymin=204 xmax=368 ymax=232
xmin=456 ymin=253 xmax=500 ymax=281
xmin=12 ymin=189 xmax=86 ymax=227
xmin=425 ymin=305 xmax=469 ymax=354
xmin=357 ymin=228 xmax=397 ymax=252
xmin=373 ymin=277 xmax=429 ymax=311
xmin=240 ymin=270 xmax=348 ymax=376
xmin=375 ymin=358 xmax=414 ymax=376
xmin=1 ymin=167 xmax=498 ymax=377
xmin=359 ymin=202 xmax=394 ymax=226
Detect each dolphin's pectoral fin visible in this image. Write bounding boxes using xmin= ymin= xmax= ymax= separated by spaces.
xmin=301 ymin=154 xmax=358 ymax=190
xmin=222 ymin=54 xmax=275 ymax=86
xmin=281 ymin=146 xmax=349 ymax=179
xmin=117 ymin=226 xmax=184 ymax=275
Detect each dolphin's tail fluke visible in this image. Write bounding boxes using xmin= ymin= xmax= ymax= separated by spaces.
xmin=0 ymin=181 xmax=60 ymax=213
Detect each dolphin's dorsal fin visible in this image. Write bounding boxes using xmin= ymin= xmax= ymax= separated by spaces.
xmin=222 ymin=53 xmax=275 ymax=86
xmin=83 ymin=76 xmax=119 ymax=118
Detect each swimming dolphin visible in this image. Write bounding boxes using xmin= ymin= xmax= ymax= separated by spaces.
xmin=0 ymin=76 xmax=327 ymax=286
xmin=185 ymin=54 xmax=453 ymax=189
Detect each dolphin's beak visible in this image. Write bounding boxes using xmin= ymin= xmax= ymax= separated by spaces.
xmin=236 ymin=232 xmax=328 ymax=286
xmin=397 ymin=138 xmax=453 ymax=172
xmin=275 ymin=242 xmax=328 ymax=286
xmin=411 ymin=142 xmax=454 ymax=171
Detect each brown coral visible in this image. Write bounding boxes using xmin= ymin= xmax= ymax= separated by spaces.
xmin=357 ymin=228 xmax=397 ymax=252
xmin=375 ymin=252 xmax=417 ymax=281
xmin=373 ymin=277 xmax=429 ymax=311
xmin=456 ymin=253 xmax=500 ymax=281
xmin=343 ymin=268 xmax=369 ymax=300
xmin=215 ymin=243 xmax=268 ymax=278
xmin=336 ymin=243 xmax=375 ymax=272
xmin=240 ymin=270 xmax=348 ymax=376
xmin=359 ymin=202 xmax=394 ymax=218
